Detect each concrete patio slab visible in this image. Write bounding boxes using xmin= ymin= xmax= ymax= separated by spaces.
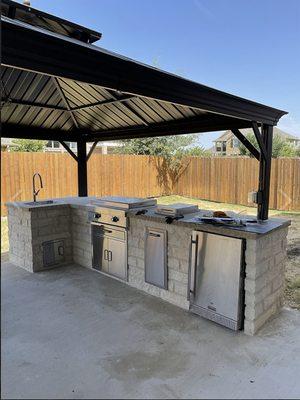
xmin=1 ymin=261 xmax=300 ymax=399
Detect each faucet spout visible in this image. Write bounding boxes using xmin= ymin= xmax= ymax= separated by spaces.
xmin=33 ymin=173 xmax=43 ymax=202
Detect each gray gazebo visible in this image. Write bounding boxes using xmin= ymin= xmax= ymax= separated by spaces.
xmin=1 ymin=0 xmax=287 ymax=220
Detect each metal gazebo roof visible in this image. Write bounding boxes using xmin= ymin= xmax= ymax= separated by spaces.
xmin=0 ymin=0 xmax=288 ymax=220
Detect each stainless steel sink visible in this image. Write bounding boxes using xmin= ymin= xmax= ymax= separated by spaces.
xmin=25 ymin=200 xmax=54 ymax=206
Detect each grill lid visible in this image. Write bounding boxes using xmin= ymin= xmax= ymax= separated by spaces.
xmin=156 ymin=203 xmax=199 ymax=217
xmin=91 ymin=196 xmax=157 ymax=209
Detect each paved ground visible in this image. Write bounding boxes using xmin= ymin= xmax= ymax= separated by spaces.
xmin=2 ymin=262 xmax=300 ymax=399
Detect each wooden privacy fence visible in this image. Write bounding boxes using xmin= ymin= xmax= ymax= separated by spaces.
xmin=1 ymin=152 xmax=299 ymax=215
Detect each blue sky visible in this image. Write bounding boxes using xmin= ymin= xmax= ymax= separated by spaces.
xmin=25 ymin=0 xmax=300 ymax=147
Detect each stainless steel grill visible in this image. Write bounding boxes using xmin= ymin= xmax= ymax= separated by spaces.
xmin=89 ymin=197 xmax=157 ymax=281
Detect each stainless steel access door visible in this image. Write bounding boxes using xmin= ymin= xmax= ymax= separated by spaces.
xmin=145 ymin=228 xmax=167 ymax=289
xmin=189 ymin=231 xmax=244 ymax=330
xmin=92 ymin=224 xmax=108 ymax=272
xmin=108 ymin=237 xmax=127 ymax=280
xmin=92 ymin=223 xmax=127 ymax=280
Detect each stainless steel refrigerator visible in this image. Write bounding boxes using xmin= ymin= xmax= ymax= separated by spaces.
xmin=189 ymin=231 xmax=245 ymax=330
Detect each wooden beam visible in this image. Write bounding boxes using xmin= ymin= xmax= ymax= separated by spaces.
xmin=231 ymin=128 xmax=260 ymax=160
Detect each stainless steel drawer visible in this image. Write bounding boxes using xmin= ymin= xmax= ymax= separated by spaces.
xmin=91 ymin=222 xmax=126 ymax=240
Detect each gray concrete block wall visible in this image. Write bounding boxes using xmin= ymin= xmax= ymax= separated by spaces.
xmin=71 ymin=206 xmax=92 ymax=269
xmin=7 ymin=204 xmax=72 ymax=272
xmin=244 ymin=227 xmax=288 ymax=335
xmin=128 ymin=216 xmax=288 ymax=335
xmin=7 ymin=203 xmax=289 ymax=335
xmin=127 ymin=218 xmax=191 ymax=310
xmin=7 ymin=206 xmax=33 ymax=271
xmin=31 ymin=205 xmax=72 ymax=272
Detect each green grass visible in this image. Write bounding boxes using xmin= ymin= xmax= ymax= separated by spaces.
xmin=1 ymin=217 xmax=9 ymax=253
xmin=287 ymin=276 xmax=300 ymax=290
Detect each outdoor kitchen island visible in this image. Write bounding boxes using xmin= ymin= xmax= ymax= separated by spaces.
xmin=6 ymin=196 xmax=290 ymax=335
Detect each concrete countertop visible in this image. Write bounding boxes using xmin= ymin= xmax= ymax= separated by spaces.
xmin=6 ymin=196 xmax=98 ymax=211
xmin=127 ymin=208 xmax=291 ymax=239
xmin=6 ymin=196 xmax=291 ymax=239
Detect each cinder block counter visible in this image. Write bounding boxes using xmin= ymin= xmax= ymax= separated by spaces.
xmin=127 ymin=211 xmax=290 ymax=335
xmin=6 ymin=197 xmax=290 ymax=335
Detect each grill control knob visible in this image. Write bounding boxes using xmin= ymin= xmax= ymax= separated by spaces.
xmin=111 ymin=216 xmax=119 ymax=222
xmin=94 ymin=213 xmax=101 ymax=219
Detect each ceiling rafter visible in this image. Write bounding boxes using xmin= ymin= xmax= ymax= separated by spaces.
xmin=0 ymin=98 xmax=68 ymax=111
xmin=105 ymin=89 xmax=149 ymax=126
xmin=52 ymin=77 xmax=80 ymax=129
xmin=70 ymin=95 xmax=135 ymax=111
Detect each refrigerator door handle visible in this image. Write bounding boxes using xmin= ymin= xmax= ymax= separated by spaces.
xmin=188 ymin=234 xmax=198 ymax=300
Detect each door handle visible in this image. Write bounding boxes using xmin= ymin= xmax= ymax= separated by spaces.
xmin=58 ymin=245 xmax=64 ymax=256
xmin=149 ymin=232 xmax=160 ymax=237
xmin=108 ymin=251 xmax=112 ymax=261
xmin=188 ymin=235 xmax=198 ymax=299
xmin=104 ymin=249 xmax=109 ymax=260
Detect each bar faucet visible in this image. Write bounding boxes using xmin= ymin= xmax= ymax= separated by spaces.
xmin=33 ymin=173 xmax=43 ymax=202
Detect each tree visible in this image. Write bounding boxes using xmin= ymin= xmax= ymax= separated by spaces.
xmin=239 ymin=133 xmax=298 ymax=158
xmin=115 ymin=135 xmax=197 ymax=157
xmin=114 ymin=134 xmax=200 ymax=193
xmin=11 ymin=139 xmax=47 ymax=152
xmin=184 ymin=145 xmax=211 ymax=157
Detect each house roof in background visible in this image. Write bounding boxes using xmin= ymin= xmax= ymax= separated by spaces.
xmin=213 ymin=127 xmax=300 ymax=142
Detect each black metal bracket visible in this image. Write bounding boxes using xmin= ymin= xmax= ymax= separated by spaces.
xmin=59 ymin=141 xmax=78 ymax=161
xmin=231 ymin=128 xmax=260 ymax=160
xmin=252 ymin=121 xmax=267 ymax=161
xmin=86 ymin=141 xmax=99 ymax=161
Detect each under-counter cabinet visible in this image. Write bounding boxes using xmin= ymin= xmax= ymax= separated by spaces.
xmin=189 ymin=231 xmax=245 ymax=330
xmin=92 ymin=223 xmax=127 ymax=280
xmin=145 ymin=227 xmax=167 ymax=289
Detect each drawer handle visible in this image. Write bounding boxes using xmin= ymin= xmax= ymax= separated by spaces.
xmin=149 ymin=232 xmax=160 ymax=237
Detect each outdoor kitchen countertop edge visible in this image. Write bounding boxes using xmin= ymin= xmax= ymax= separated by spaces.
xmin=6 ymin=197 xmax=291 ymax=239
xmin=127 ymin=211 xmax=291 ymax=239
